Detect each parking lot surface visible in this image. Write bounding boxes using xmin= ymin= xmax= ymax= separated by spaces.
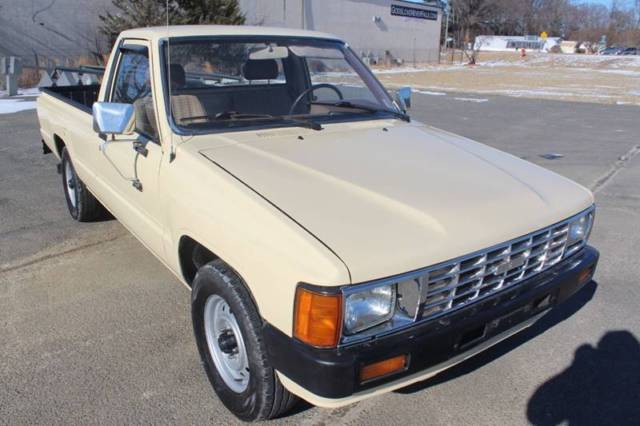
xmin=1 ymin=93 xmax=639 ymax=425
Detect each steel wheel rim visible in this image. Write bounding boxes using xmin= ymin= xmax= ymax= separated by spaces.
xmin=65 ymin=160 xmax=77 ymax=208
xmin=203 ymin=294 xmax=250 ymax=393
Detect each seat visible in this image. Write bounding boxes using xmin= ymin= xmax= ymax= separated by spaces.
xmin=133 ymin=96 xmax=158 ymax=139
xmin=169 ymin=63 xmax=208 ymax=124
xmin=234 ymin=59 xmax=292 ymax=115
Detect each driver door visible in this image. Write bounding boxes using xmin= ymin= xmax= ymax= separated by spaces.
xmin=92 ymin=40 xmax=165 ymax=257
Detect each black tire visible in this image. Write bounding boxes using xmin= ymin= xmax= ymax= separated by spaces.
xmin=60 ymin=147 xmax=106 ymax=222
xmin=191 ymin=260 xmax=299 ymax=421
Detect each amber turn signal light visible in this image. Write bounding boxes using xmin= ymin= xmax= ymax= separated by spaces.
xmin=578 ymin=265 xmax=594 ymax=284
xmin=294 ymin=287 xmax=342 ymax=348
xmin=360 ymin=354 xmax=408 ymax=382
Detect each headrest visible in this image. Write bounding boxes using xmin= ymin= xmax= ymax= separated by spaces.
xmin=242 ymin=59 xmax=278 ymax=80
xmin=169 ymin=63 xmax=186 ymax=88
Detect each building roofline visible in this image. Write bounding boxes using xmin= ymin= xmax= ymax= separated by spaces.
xmin=392 ymin=0 xmax=444 ymax=10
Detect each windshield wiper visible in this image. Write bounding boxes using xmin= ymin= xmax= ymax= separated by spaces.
xmin=180 ymin=110 xmax=323 ymax=131
xmin=255 ymin=116 xmax=323 ymax=131
xmin=214 ymin=111 xmax=273 ymax=121
xmin=326 ymin=100 xmax=411 ymax=122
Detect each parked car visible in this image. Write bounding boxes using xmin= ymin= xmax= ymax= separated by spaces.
xmin=621 ymin=47 xmax=638 ymax=55
xmin=36 ymin=25 xmax=599 ymax=421
xmin=599 ymin=46 xmax=624 ymax=55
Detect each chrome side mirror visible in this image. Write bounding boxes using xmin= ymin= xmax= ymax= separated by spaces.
xmin=92 ymin=102 xmax=135 ymax=135
xmin=394 ymin=86 xmax=412 ymax=112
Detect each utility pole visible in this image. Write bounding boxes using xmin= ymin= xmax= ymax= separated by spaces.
xmin=413 ymin=37 xmax=416 ymax=68
xmin=441 ymin=7 xmax=449 ymax=63
xmin=301 ymin=0 xmax=305 ymax=29
xmin=1 ymin=57 xmax=21 ymax=96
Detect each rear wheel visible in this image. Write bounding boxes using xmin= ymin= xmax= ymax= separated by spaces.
xmin=191 ymin=260 xmax=299 ymax=421
xmin=60 ymin=147 xmax=106 ymax=222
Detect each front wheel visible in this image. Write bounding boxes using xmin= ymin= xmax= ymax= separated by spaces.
xmin=191 ymin=260 xmax=298 ymax=421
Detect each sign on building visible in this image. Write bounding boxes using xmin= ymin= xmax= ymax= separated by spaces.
xmin=390 ymin=4 xmax=437 ymax=21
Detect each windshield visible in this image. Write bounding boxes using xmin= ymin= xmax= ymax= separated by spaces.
xmin=162 ymin=37 xmax=400 ymax=132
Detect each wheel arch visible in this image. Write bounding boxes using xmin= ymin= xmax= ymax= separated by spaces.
xmin=178 ymin=235 xmax=262 ymax=317
xmin=53 ymin=133 xmax=65 ymax=158
xmin=178 ymin=235 xmax=218 ymax=285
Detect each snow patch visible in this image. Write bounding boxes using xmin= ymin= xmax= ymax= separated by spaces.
xmin=0 ymin=99 xmax=37 ymax=114
xmin=18 ymin=87 xmax=40 ymax=97
xmin=493 ymin=89 xmax=586 ymax=97
xmin=0 ymin=87 xmax=40 ymax=98
xmin=374 ymin=64 xmax=465 ymax=75
xmin=453 ymin=97 xmax=489 ymax=103
xmin=414 ymin=90 xmax=447 ymax=96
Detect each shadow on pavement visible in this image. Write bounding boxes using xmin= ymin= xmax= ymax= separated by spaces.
xmin=396 ymin=280 xmax=598 ymax=394
xmin=527 ymin=330 xmax=640 ymax=426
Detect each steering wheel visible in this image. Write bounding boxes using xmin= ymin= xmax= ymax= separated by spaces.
xmin=288 ymin=83 xmax=344 ymax=116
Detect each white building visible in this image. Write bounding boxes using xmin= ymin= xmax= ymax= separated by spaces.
xmin=0 ymin=0 xmax=443 ymax=67
xmin=0 ymin=0 xmax=114 ymax=67
xmin=474 ymin=35 xmax=562 ymax=52
xmin=239 ymin=0 xmax=444 ymax=64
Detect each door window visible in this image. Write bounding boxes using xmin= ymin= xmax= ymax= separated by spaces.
xmin=111 ymin=46 xmax=158 ymax=140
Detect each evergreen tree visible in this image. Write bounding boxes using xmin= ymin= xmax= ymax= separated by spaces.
xmin=99 ymin=0 xmax=181 ymax=45
xmin=99 ymin=0 xmax=245 ymax=45
xmin=178 ymin=0 xmax=245 ymax=25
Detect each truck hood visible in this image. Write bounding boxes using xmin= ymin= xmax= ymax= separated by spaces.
xmin=198 ymin=122 xmax=593 ymax=283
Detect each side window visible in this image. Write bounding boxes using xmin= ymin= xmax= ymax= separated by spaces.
xmin=111 ymin=47 xmax=158 ymax=140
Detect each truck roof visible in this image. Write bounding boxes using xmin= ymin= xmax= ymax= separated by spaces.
xmin=120 ymin=25 xmax=343 ymax=42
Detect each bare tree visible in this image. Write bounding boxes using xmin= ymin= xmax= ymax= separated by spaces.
xmin=446 ymin=0 xmax=640 ymax=48
xmin=449 ymin=0 xmax=496 ymax=47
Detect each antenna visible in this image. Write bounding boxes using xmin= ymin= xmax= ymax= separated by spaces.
xmin=167 ymin=0 xmax=175 ymax=162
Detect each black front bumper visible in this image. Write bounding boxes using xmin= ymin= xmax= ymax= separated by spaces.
xmin=263 ymin=246 xmax=599 ymax=399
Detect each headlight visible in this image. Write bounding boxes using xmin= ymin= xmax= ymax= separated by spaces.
xmin=344 ymin=284 xmax=395 ymax=334
xmin=568 ymin=210 xmax=594 ymax=245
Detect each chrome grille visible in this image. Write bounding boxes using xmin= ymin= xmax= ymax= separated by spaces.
xmin=416 ymin=218 xmax=587 ymax=321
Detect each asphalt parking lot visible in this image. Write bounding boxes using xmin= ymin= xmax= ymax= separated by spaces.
xmin=1 ymin=92 xmax=639 ymax=425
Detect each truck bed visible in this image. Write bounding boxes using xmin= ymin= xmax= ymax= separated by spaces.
xmin=41 ymin=85 xmax=101 ymax=114
xmin=38 ymin=84 xmax=102 ymax=161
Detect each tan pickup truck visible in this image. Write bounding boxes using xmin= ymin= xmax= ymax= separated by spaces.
xmin=37 ymin=25 xmax=598 ymax=421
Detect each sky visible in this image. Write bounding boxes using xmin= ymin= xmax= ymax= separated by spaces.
xmin=578 ymin=0 xmax=612 ymax=6
xmin=410 ymin=0 xmax=634 ymax=8
xmin=574 ymin=0 xmax=635 ymax=7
